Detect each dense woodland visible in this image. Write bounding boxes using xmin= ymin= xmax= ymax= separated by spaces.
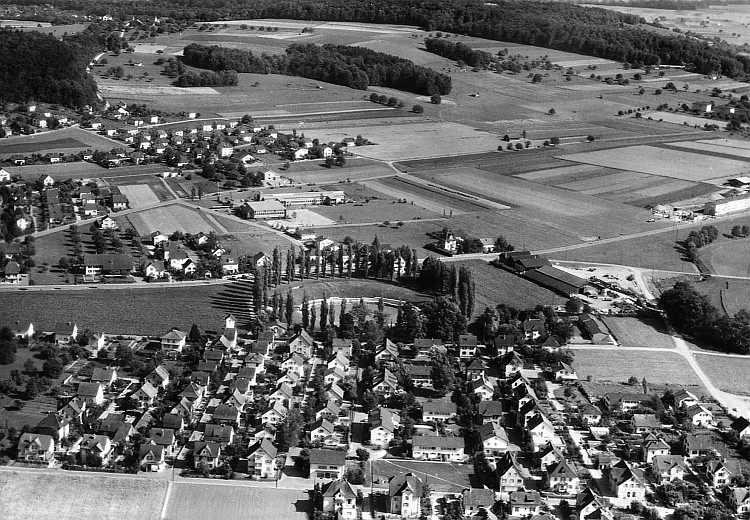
xmin=182 ymin=43 xmax=452 ymax=95
xmin=659 ymin=281 xmax=750 ymax=354
xmin=12 ymin=0 xmax=750 ymax=78
xmin=0 ymin=29 xmax=99 ymax=108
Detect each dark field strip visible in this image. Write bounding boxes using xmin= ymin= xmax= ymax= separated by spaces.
xmin=627 ymin=182 xmax=719 ymax=208
xmin=0 ymin=137 xmax=87 ymax=155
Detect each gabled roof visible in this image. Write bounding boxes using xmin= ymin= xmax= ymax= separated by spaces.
xmin=162 ymin=329 xmax=186 ymax=341
xmin=496 ymin=452 xmax=526 ymax=477
xmin=135 ymin=381 xmax=158 ymax=399
xmin=548 ymin=459 xmax=577 ymax=479
xmin=193 ymin=441 xmax=221 ymax=458
xmin=463 ymin=488 xmax=494 ymax=509
xmin=309 ymin=448 xmax=346 ymax=466
xmin=18 ymin=432 xmax=54 ymax=452
xmin=732 ymin=417 xmax=750 ymax=433
xmin=204 ymin=424 xmax=234 ymax=442
xmin=37 ymin=412 xmax=69 ymax=430
xmin=248 ymin=438 xmax=277 ymax=459
xmin=389 ymin=473 xmax=423 ymax=498
xmin=412 ymin=435 xmax=464 ymax=450
xmin=322 ymin=479 xmax=357 ymax=499
xmin=312 ymin=418 xmax=335 ymax=435
xmin=369 ymin=408 xmax=395 ymax=433
xmin=77 ymin=382 xmax=102 ymax=397
xmin=150 ymin=365 xmax=170 ymax=382
xmin=149 ymin=428 xmax=175 ymax=446
xmin=609 ymin=460 xmax=645 ymax=487
xmin=478 ymin=400 xmax=505 ymax=417
xmin=139 ymin=443 xmax=164 ymax=460
xmin=509 ymin=490 xmax=541 ymax=506
xmin=652 ymin=455 xmax=685 ymax=473
xmin=478 ymin=422 xmax=509 ymax=444
xmin=422 ymin=399 xmax=456 ymax=416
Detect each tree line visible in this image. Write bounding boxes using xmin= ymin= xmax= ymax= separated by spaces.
xmin=181 ymin=42 xmax=452 ymax=95
xmin=174 ymin=69 xmax=239 ymax=87
xmin=660 ymin=280 xmax=750 ymax=355
xmin=424 ymin=38 xmax=495 ymax=69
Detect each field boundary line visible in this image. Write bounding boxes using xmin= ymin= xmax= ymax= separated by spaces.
xmin=160 ymin=481 xmax=173 ymax=520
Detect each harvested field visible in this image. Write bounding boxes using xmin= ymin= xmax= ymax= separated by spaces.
xmin=0 ymin=127 xmax=121 ymax=159
xmin=286 ymin=208 xmax=335 ymax=226
xmin=312 ymin=121 xmax=503 ymax=162
xmin=98 ymin=85 xmax=221 ymax=96
xmin=665 ymin=141 xmax=750 ymax=160
xmin=369 ymin=459 xmax=473 ymax=494
xmin=0 ymin=471 xmax=168 ymax=520
xmin=309 ymin=197 xmax=440 ymax=224
xmin=118 ymin=185 xmax=160 ymax=209
xmin=600 ymin=317 xmax=675 ymax=349
xmin=163 ymin=482 xmax=310 ymax=520
xmin=700 ymin=239 xmax=750 ymax=277
xmin=455 ymin=260 xmax=560 ymax=316
xmin=366 ymin=177 xmax=495 ymax=214
xmin=127 ymin=204 xmax=223 ymax=236
xmin=695 ymin=355 xmax=750 ymax=395
xmin=3 ymin=162 xmax=107 ymax=182
xmin=515 ymin=164 xmax=601 ymax=181
xmin=560 ymin=145 xmax=749 ymax=183
xmin=283 ymin=157 xmax=394 ymax=184
xmin=699 ymin=139 xmax=750 ymax=151
xmin=572 ymin=349 xmax=701 ymax=388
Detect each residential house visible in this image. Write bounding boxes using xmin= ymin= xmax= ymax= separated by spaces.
xmin=54 ymin=322 xmax=78 ymax=344
xmin=412 ymin=435 xmax=466 ymax=462
xmin=727 ymin=487 xmax=750 ymax=517
xmin=147 ymin=365 xmax=170 ymax=389
xmin=80 ymin=434 xmax=113 ymax=465
xmin=471 ymin=378 xmax=495 ymax=401
xmin=538 ymin=442 xmax=565 ymax=470
xmin=213 ymin=403 xmax=241 ymax=426
xmin=148 ymin=428 xmax=177 ymax=457
xmin=77 ymin=382 xmax=104 ymax=405
xmin=686 ymin=403 xmax=714 ymax=427
xmin=309 ymin=449 xmax=346 ymax=484
xmin=161 ymin=329 xmax=186 ymax=353
xmin=523 ymin=318 xmax=545 ymax=340
xmin=327 ymin=352 xmax=350 ymax=373
xmin=683 ymin=432 xmax=721 ymax=458
xmin=478 ymin=422 xmax=511 ymax=460
xmin=732 ymin=417 xmax=750 ymax=440
xmin=322 ymin=479 xmax=358 ymax=519
xmin=465 ymin=358 xmax=487 ymax=380
xmin=478 ymin=401 xmax=506 ymax=425
xmin=288 ymin=329 xmax=315 ymax=358
xmin=171 ymin=397 xmax=194 ymax=420
xmin=546 ymin=459 xmax=579 ymax=494
xmin=632 ymin=414 xmax=661 ymax=434
xmin=179 ymin=382 xmax=205 ymax=402
xmin=496 ymin=453 xmax=527 ymax=497
xmin=458 ymin=333 xmax=478 ymax=359
xmin=261 ymin=401 xmax=287 ymax=426
xmin=369 ymin=408 xmax=396 ymax=448
xmin=269 ymin=383 xmax=294 ymax=407
xmin=132 ymin=382 xmax=158 ymax=409
xmin=316 ymin=400 xmax=342 ymax=425
xmin=281 ymin=353 xmax=306 ymax=376
xmin=706 ymin=460 xmax=734 ymax=487
xmin=375 ymin=338 xmax=399 ymax=364
xmin=576 ymin=488 xmax=612 ymax=520
xmin=580 ymin=404 xmax=602 ymax=426
xmin=372 ymin=368 xmax=398 ymax=398
xmin=310 ymin=418 xmax=336 ymax=443
xmin=193 ymin=441 xmax=221 ymax=469
xmin=642 ymin=436 xmax=671 ymax=463
xmin=651 ymin=455 xmax=685 ymax=483
xmin=139 ymin=444 xmax=166 ymax=472
xmin=463 ymin=488 xmax=495 ymax=517
xmin=324 ymin=366 xmax=346 ymax=386
xmin=553 ymin=362 xmax=578 ymax=382
xmin=527 ymin=413 xmax=555 ymax=450
xmin=607 ymin=460 xmax=647 ymax=501
xmin=602 ymin=392 xmax=646 ymax=412
xmin=204 ymin=424 xmax=235 ymax=447
xmin=18 ymin=433 xmax=55 ymax=463
xmin=91 ymin=368 xmax=117 ymax=387
xmin=422 ymin=399 xmax=456 ymax=423
xmin=248 ymin=439 xmax=278 ymax=479
xmin=673 ymin=388 xmax=699 ymax=409
xmin=58 ymin=398 xmax=85 ymax=423
xmin=278 ymin=370 xmax=301 ymax=388
xmin=331 ymin=338 xmax=353 ymax=357
xmin=509 ymin=491 xmax=542 ymax=517
xmin=388 ymin=473 xmax=423 ymax=518
xmin=35 ymin=413 xmax=70 ymax=443
xmin=406 ymin=363 xmax=432 ymax=388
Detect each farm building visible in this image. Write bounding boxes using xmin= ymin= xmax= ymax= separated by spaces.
xmin=82 ymin=254 xmax=134 ymax=276
xmin=705 ymin=193 xmax=750 ymax=216
xmin=523 ymin=266 xmax=592 ymax=297
xmin=244 ymin=200 xmax=287 ymax=219
xmin=268 ymin=190 xmax=345 ymax=207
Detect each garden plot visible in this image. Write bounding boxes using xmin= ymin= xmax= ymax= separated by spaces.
xmin=117 ymin=184 xmax=160 ymax=209
xmin=127 ymin=204 xmax=223 ymax=236
xmin=559 ymin=145 xmax=749 ymax=183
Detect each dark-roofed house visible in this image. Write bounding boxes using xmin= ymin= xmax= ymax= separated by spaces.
xmin=545 ymin=459 xmax=579 ymax=494
xmin=193 ymin=441 xmax=221 ymax=469
xmin=496 ymin=452 xmax=527 ymax=497
xmin=651 ymin=455 xmax=685 ymax=483
xmin=607 ymin=460 xmax=646 ymax=501
xmin=602 ymin=392 xmax=646 ymax=412
xmin=80 ymin=434 xmax=113 ymax=465
xmin=728 ymin=487 xmax=750 ymax=517
xmin=509 ymin=490 xmax=541 ymax=517
xmin=248 ymin=439 xmax=278 ymax=479
xmin=288 ymin=329 xmax=315 ymax=358
xmin=412 ymin=435 xmax=466 ymax=462
xmin=204 ymin=424 xmax=234 ymax=447
xmin=54 ymin=322 xmax=78 ymax=345
xmin=18 ymin=433 xmax=55 ymax=464
xmin=91 ymin=367 xmax=117 ymax=387
xmin=77 ymin=382 xmax=104 ymax=405
xmin=36 ymin=413 xmax=70 ymax=443
xmin=422 ymin=399 xmax=456 ymax=422
xmin=579 ymin=314 xmax=611 ymax=343
xmin=322 ymin=479 xmax=358 ymax=519
xmin=478 ymin=401 xmax=506 ymax=425
xmin=139 ymin=444 xmax=165 ymax=472
xmin=523 ymin=318 xmax=545 ymax=341
xmin=83 ymin=254 xmax=133 ymax=277
xmin=463 ymin=488 xmax=495 ymax=517
xmin=389 ymin=473 xmax=423 ymax=517
xmin=309 ymin=449 xmax=346 ymax=484
xmin=683 ymin=432 xmax=721 ymax=458
xmin=731 ymin=417 xmax=750 ymax=439
xmin=478 ymin=422 xmax=510 ymax=459
xmin=576 ymin=488 xmax=611 ymax=520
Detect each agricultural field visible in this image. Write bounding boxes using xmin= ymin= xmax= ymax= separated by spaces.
xmin=0 ymin=284 xmax=233 ymax=335
xmin=700 ymin=239 xmax=750 ymax=277
xmin=0 ymin=471 xmax=168 ymax=520
xmin=665 ymin=140 xmax=750 ymax=160
xmin=693 ymin=275 xmax=750 ymax=316
xmin=163 ymin=482 xmax=310 ymax=520
xmin=560 ymin=145 xmax=749 ymax=183
xmin=311 ymin=196 xmax=442 ymax=225
xmin=695 ymin=355 xmax=750 ymax=395
xmin=211 ymin=215 xmax=299 ymax=253
xmin=0 ymin=127 xmax=118 ymax=160
xmin=117 ymin=184 xmax=161 ymax=208
xmin=127 ymin=204 xmax=224 ymax=236
xmin=281 ymin=277 xmax=428 ymax=304
xmin=571 ymin=349 xmax=702 ymax=389
xmin=282 ymin=157 xmax=395 ymax=184
xmin=3 ymin=162 xmax=107 ymax=183
xmin=599 ymin=317 xmax=676 ymax=349
xmin=0 ymin=394 xmax=57 ymax=431
xmin=369 ymin=459 xmax=473 ymax=493
xmin=455 ymin=260 xmax=561 ymax=315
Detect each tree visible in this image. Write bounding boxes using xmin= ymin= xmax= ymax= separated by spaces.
xmin=58 ymin=257 xmax=70 ymax=272
xmin=430 ymin=94 xmax=442 ymax=104
xmin=320 ymin=297 xmax=329 ymax=331
xmin=412 ymin=104 xmax=424 ymax=114
xmin=42 ymin=358 xmax=63 ymax=379
xmin=431 ymin=351 xmax=456 ymax=395
xmin=732 ymin=225 xmax=743 ymax=238
xmin=285 ymin=290 xmax=294 ymax=326
xmin=0 ymin=327 xmax=17 ymax=365
xmin=302 ymin=292 xmax=310 ymax=330
xmin=565 ymin=297 xmax=584 ymax=314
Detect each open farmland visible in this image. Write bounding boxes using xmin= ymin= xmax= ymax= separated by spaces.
xmin=700 ymin=240 xmax=750 ymax=277
xmin=117 ymin=184 xmax=161 ymax=209
xmin=211 ymin=215 xmax=299 ymax=253
xmin=163 ymin=482 xmax=310 ymax=520
xmin=127 ymin=204 xmax=224 ymax=236
xmin=560 ymin=145 xmax=749 ymax=183
xmin=693 ymin=274 xmax=750 ymax=317
xmin=695 ymin=355 xmax=750 ymax=395
xmin=368 ymin=176 xmax=502 ymax=214
xmin=0 ymin=284 xmax=234 ymax=334
xmin=600 ymin=317 xmax=676 ymax=349
xmin=3 ymin=162 xmax=107 ymax=182
xmin=571 ymin=349 xmax=702 ymax=389
xmin=0 ymin=127 xmax=121 ymax=160
xmin=0 ymin=471 xmax=168 ymax=520
xmin=665 ymin=140 xmax=750 ymax=160
xmin=282 ymin=156 xmax=395 ymax=184
xmin=310 ymin=197 xmax=441 ymax=224
xmin=455 ymin=260 xmax=560 ymax=315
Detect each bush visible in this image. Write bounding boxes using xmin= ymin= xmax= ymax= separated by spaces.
xmin=430 ymin=94 xmax=442 ymax=104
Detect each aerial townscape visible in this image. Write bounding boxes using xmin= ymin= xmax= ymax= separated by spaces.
xmin=4 ymin=0 xmax=750 ymax=519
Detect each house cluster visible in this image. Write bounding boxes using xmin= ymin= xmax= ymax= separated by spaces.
xmin=0 ymin=102 xmax=78 ymax=139
xmin=427 ymin=228 xmax=496 ymax=256
xmin=140 ymin=231 xmax=241 ymax=281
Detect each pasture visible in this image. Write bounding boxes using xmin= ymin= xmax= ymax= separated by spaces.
xmin=4 ymin=162 xmax=106 ymax=183
xmin=0 ymin=127 xmax=121 ymax=160
xmin=700 ymin=239 xmax=750 ymax=277
xmin=560 ymin=145 xmax=749 ymax=183
xmin=571 ymin=349 xmax=702 ymax=389
xmin=665 ymin=140 xmax=750 ymax=160
xmin=600 ymin=317 xmax=676 ymax=349
xmin=694 ymin=273 xmax=750 ymax=317
xmin=127 ymin=204 xmax=224 ymax=236
xmin=368 ymin=176 xmax=501 ymax=214
xmin=211 ymin=215 xmax=299 ymax=253
xmin=309 ymin=198 xmax=440 ymax=225
xmin=695 ymin=355 xmax=750 ymax=395
xmin=163 ymin=482 xmax=310 ymax=520
xmin=0 ymin=471 xmax=168 ymax=520
xmin=282 ymin=156 xmax=395 ymax=184
xmin=118 ymin=184 xmax=161 ymax=209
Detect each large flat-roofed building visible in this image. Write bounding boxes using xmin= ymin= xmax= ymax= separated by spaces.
xmin=244 ymin=200 xmax=287 ymax=219
xmin=705 ymin=194 xmax=750 ymax=216
xmin=269 ymin=190 xmax=345 ymax=207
